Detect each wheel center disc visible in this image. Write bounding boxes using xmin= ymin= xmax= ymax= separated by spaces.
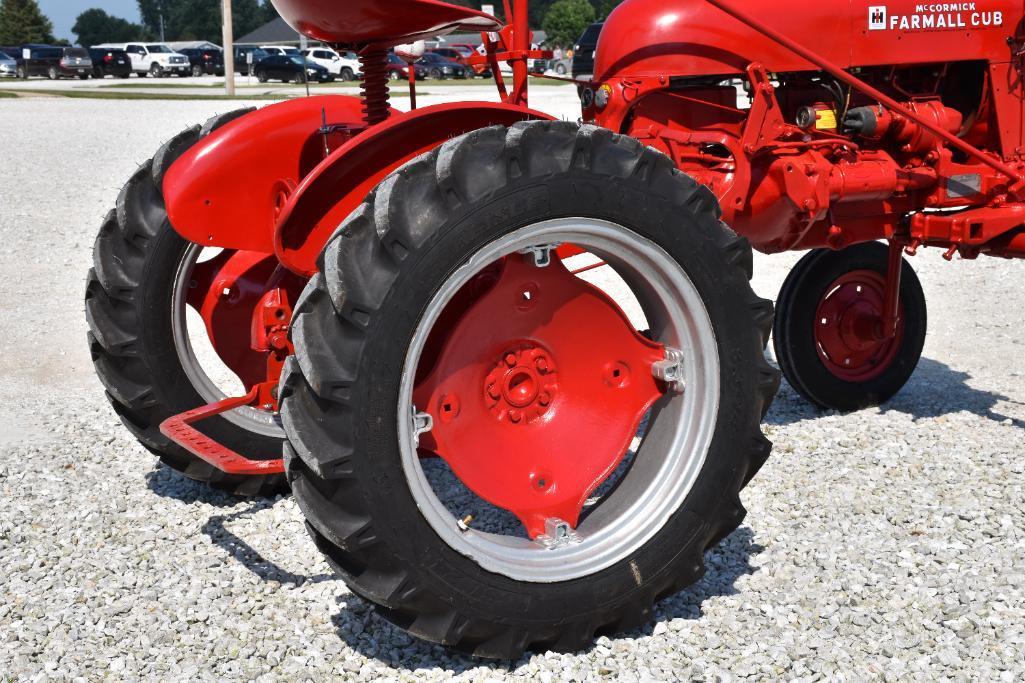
xmin=413 ymin=255 xmax=666 ymax=538
xmin=815 ymin=270 xmax=903 ymax=382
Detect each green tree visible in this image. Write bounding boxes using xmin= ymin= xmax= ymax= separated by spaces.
xmin=0 ymin=0 xmax=54 ymax=44
xmin=73 ymin=8 xmax=150 ymax=47
xmin=136 ymin=0 xmax=264 ymax=43
xmin=541 ymin=0 xmax=594 ymax=48
xmin=593 ymin=0 xmax=624 ymax=18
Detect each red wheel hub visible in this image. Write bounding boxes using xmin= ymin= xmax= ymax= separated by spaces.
xmin=814 ymin=269 xmax=904 ymax=382
xmin=413 ymin=255 xmax=667 ymax=539
xmin=186 ymin=249 xmax=306 ymax=407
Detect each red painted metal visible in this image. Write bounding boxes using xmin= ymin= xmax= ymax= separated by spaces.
xmin=271 ymin=0 xmax=500 ymax=47
xmin=159 ymin=387 xmax=285 ymax=475
xmin=164 ymin=95 xmax=380 ymax=254
xmin=596 ymin=0 xmax=1020 ymax=81
xmin=274 ymin=102 xmax=553 ymax=276
xmin=412 ymin=256 xmax=665 ymax=538
xmin=186 ymin=249 xmax=303 ymax=402
xmin=814 ymin=269 xmax=905 ymax=383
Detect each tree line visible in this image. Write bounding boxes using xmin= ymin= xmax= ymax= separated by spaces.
xmin=0 ymin=0 xmax=619 ymax=50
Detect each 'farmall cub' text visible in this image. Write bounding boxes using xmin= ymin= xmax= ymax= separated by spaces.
xmin=868 ymin=3 xmax=1003 ymax=31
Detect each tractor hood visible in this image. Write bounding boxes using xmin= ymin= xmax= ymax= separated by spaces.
xmin=595 ymin=0 xmax=1020 ymax=81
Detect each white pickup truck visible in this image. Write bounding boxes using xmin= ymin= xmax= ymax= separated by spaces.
xmin=92 ymin=42 xmax=190 ymax=77
xmin=302 ymin=47 xmax=362 ymax=81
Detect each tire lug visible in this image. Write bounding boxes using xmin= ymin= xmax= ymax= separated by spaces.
xmin=411 ymin=407 xmax=433 ymax=446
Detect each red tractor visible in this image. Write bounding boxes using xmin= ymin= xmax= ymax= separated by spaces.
xmin=85 ymin=0 xmax=1025 ymax=658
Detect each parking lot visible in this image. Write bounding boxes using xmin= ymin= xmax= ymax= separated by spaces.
xmin=1 ymin=86 xmax=1024 ymax=679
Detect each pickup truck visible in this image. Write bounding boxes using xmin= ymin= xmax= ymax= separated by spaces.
xmin=92 ymin=42 xmax=190 ymax=77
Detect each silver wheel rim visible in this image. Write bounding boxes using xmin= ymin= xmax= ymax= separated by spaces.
xmin=172 ymin=243 xmax=283 ymax=438
xmin=397 ymin=218 xmax=721 ymax=582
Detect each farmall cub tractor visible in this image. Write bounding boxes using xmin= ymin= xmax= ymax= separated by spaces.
xmin=86 ymin=0 xmax=1025 ymax=658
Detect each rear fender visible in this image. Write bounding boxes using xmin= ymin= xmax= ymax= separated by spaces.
xmin=163 ymin=95 xmax=377 ymax=253
xmin=273 ymin=101 xmax=554 ymax=276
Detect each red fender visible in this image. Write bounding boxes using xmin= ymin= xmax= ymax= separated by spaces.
xmin=163 ymin=95 xmax=382 ymax=253
xmin=273 ymin=101 xmax=554 ymax=276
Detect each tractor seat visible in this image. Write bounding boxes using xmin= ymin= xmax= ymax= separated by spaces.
xmin=272 ymin=0 xmax=502 ymax=47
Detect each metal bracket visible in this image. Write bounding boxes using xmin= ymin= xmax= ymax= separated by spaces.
xmin=518 ymin=244 xmax=559 ymax=268
xmin=536 ymin=517 xmax=582 ymax=549
xmin=652 ymin=347 xmax=686 ymax=393
xmin=411 ymin=407 xmax=433 ymax=446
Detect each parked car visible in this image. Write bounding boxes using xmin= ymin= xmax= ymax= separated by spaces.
xmin=0 ymin=46 xmax=19 ymax=59
xmin=260 ymin=45 xmax=302 ymax=57
xmin=13 ymin=45 xmax=92 ymax=79
xmin=572 ymin=22 xmax=603 ymax=80
xmin=92 ymin=42 xmax=189 ymax=77
xmin=87 ymin=47 xmax=132 ymax=78
xmin=302 ymin=47 xmax=360 ymax=81
xmin=430 ymin=45 xmax=489 ymax=77
xmin=386 ymin=52 xmax=427 ymax=80
xmin=234 ymin=46 xmax=270 ymax=75
xmin=416 ymin=51 xmax=468 ymax=79
xmin=254 ymin=54 xmax=334 ymax=83
xmin=179 ymin=48 xmax=224 ymax=77
xmin=0 ymin=51 xmax=15 ymax=78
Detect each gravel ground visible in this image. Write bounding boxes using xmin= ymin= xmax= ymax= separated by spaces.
xmin=1 ymin=94 xmax=1024 ymax=680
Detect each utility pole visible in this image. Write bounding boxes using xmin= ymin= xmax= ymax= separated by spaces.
xmin=222 ymin=0 xmax=235 ymax=96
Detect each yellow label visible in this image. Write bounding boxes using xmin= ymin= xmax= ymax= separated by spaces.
xmin=816 ymin=109 xmax=838 ymax=130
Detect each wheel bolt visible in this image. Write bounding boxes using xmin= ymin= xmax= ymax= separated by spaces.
xmin=535 ymin=357 xmax=548 ymax=373
xmin=487 ymin=383 xmax=500 ymax=399
xmin=509 ymin=410 xmax=522 ymax=423
xmin=505 ymin=353 xmax=518 ymax=367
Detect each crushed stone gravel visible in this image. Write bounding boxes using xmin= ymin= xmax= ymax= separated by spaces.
xmin=0 ymin=95 xmax=1023 ymax=680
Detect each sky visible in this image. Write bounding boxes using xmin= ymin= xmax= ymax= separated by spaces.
xmin=39 ymin=0 xmax=143 ymax=42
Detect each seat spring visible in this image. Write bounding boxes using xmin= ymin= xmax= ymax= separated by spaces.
xmin=360 ymin=48 xmax=391 ymax=126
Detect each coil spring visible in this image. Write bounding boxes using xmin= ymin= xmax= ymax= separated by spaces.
xmin=359 ymin=48 xmax=390 ymax=126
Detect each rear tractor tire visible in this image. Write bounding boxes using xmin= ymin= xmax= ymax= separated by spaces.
xmin=773 ymin=241 xmax=927 ymax=411
xmin=281 ymin=121 xmax=779 ymax=658
xmin=86 ymin=108 xmax=289 ymax=496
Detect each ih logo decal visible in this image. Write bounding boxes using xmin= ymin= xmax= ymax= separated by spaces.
xmin=869 ymin=5 xmax=888 ymax=29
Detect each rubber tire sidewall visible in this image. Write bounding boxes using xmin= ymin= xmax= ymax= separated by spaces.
xmin=774 ymin=242 xmax=927 ymax=411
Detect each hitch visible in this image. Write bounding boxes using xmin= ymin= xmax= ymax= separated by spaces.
xmin=159 ymin=386 xmax=285 ymax=475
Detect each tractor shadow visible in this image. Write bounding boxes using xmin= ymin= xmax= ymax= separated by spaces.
xmin=328 ymin=526 xmax=763 ymax=672
xmin=199 ymin=500 xmax=336 ymax=587
xmin=145 ymin=471 xmax=335 ymax=586
xmin=766 ymin=357 xmax=1025 ymax=428
xmin=144 ymin=465 xmax=256 ymax=508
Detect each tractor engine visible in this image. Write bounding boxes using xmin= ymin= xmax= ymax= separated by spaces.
xmin=587 ymin=0 xmax=1025 ymax=259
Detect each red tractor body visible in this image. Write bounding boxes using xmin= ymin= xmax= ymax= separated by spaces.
xmin=591 ymin=0 xmax=1025 ymax=257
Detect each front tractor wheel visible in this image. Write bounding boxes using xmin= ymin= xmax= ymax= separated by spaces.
xmin=773 ymin=242 xmax=927 ymax=411
xmin=281 ymin=122 xmax=779 ymax=657
xmin=86 ymin=108 xmax=298 ymax=496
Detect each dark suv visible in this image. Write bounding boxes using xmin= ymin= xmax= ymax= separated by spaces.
xmin=14 ymin=45 xmax=93 ymax=79
xmin=180 ymin=48 xmax=224 ymax=77
xmin=88 ymin=47 xmax=132 ymax=78
xmin=571 ymin=22 xmax=603 ymax=80
xmin=234 ymin=46 xmax=270 ymax=75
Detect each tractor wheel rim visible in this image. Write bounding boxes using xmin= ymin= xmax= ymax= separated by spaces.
xmin=172 ymin=243 xmax=283 ymax=437
xmin=814 ymin=269 xmax=903 ymax=382
xmin=398 ymin=218 xmax=720 ymax=582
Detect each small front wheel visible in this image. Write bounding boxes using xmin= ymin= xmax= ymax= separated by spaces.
xmin=773 ymin=242 xmax=927 ymax=411
xmin=48 ymin=66 xmax=58 ymax=79
xmin=340 ymin=67 xmax=353 ymax=81
xmin=255 ymin=70 xmax=267 ymax=82
xmin=149 ymin=63 xmax=163 ymax=78
xmin=191 ymin=65 xmax=203 ymax=77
